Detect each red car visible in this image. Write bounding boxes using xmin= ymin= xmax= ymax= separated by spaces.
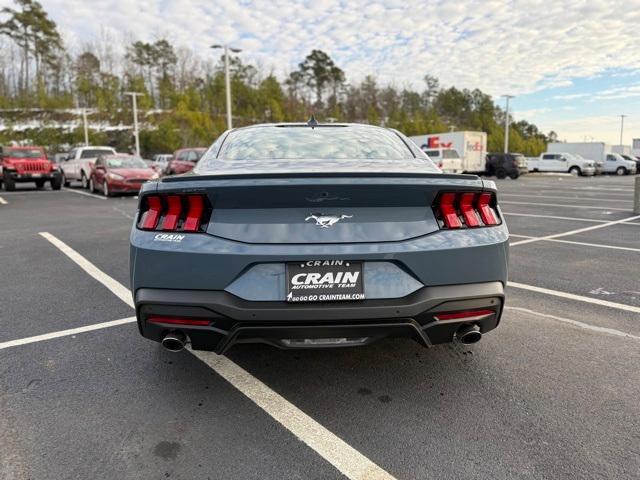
xmin=0 ymin=146 xmax=62 ymax=191
xmin=89 ymin=154 xmax=158 ymax=197
xmin=164 ymin=148 xmax=207 ymax=175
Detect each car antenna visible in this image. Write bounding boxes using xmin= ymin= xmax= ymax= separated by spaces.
xmin=307 ymin=115 xmax=319 ymax=129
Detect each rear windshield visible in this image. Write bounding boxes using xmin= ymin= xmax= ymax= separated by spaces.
xmin=217 ymin=126 xmax=414 ymax=160
xmin=5 ymin=148 xmax=44 ymax=158
xmin=81 ymin=149 xmax=114 ymax=158
xmin=107 ymin=157 xmax=147 ymax=169
xmin=441 ymin=149 xmax=460 ymax=159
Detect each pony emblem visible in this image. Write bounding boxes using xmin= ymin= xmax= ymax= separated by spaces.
xmin=305 ymin=214 xmax=353 ymax=228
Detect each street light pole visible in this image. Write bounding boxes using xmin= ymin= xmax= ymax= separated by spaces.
xmin=502 ymin=95 xmax=514 ymax=153
xmin=619 ymin=114 xmax=627 ymax=145
xmin=82 ymin=108 xmax=89 ymax=146
xmin=125 ymin=92 xmax=143 ymax=156
xmin=211 ymin=44 xmax=242 ymax=130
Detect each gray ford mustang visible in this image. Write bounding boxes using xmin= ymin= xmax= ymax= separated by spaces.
xmin=130 ymin=122 xmax=509 ymax=353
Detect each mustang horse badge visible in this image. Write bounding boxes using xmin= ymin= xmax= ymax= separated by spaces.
xmin=305 ymin=214 xmax=353 ymax=228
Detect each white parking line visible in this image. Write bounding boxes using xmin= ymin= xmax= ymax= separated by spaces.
xmin=505 ymin=307 xmax=640 ymax=341
xmin=39 ymin=232 xmax=133 ymax=307
xmin=62 ymin=187 xmax=106 ymax=200
xmin=510 ymin=214 xmax=640 ymax=247
xmin=502 ymin=212 xmax=609 ymax=223
xmin=192 ymin=350 xmax=396 ymax=480
xmin=509 ymin=234 xmax=640 ymax=253
xmin=501 ymin=200 xmax=630 ymax=211
xmin=37 ymin=231 xmax=396 ymax=480
xmin=0 ymin=196 xmax=7 ymax=204
xmin=508 ymin=282 xmax=640 ymax=314
xmin=0 ymin=317 xmax=136 ymax=350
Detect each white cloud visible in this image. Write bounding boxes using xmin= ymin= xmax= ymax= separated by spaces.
xmin=1 ymin=0 xmax=639 ymax=98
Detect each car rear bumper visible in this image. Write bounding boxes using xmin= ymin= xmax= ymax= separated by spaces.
xmin=135 ymin=281 xmax=504 ymax=353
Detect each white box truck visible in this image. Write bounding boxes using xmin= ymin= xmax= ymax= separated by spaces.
xmin=409 ymin=131 xmax=487 ymax=173
xmin=547 ymin=142 xmax=636 ymax=175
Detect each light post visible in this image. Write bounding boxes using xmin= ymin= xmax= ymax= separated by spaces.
xmin=502 ymin=95 xmax=514 ymax=153
xmin=81 ymin=108 xmax=89 ymax=146
xmin=211 ymin=44 xmax=242 ymax=130
xmin=619 ymin=114 xmax=627 ymax=145
xmin=125 ymin=92 xmax=143 ymax=156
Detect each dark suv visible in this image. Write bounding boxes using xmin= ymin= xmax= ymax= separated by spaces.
xmin=485 ymin=153 xmax=528 ymax=179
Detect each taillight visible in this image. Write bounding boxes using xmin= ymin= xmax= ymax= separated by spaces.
xmin=137 ymin=194 xmax=211 ymax=232
xmin=459 ymin=192 xmax=480 ymax=228
xmin=433 ymin=191 xmax=500 ymax=229
xmin=439 ymin=192 xmax=462 ymax=229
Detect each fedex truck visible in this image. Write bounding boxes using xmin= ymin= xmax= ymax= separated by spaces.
xmin=409 ymin=131 xmax=487 ymax=173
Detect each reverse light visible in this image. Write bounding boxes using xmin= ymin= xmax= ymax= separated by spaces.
xmin=433 ymin=191 xmax=500 ymax=229
xmin=137 ymin=193 xmax=210 ymax=232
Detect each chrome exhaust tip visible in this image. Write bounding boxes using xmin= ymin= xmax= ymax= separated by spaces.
xmin=456 ymin=324 xmax=482 ymax=345
xmin=161 ymin=331 xmax=187 ymax=352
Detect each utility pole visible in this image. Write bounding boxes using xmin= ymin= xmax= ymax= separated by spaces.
xmin=502 ymin=95 xmax=514 ymax=153
xmin=619 ymin=115 xmax=627 ymax=145
xmin=125 ymin=92 xmax=143 ymax=156
xmin=82 ymin=108 xmax=89 ymax=146
xmin=211 ymin=44 xmax=242 ymax=130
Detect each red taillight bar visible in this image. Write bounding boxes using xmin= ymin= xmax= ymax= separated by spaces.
xmin=147 ymin=316 xmax=211 ymax=326
xmin=434 ymin=191 xmax=500 ymax=229
xmin=434 ymin=309 xmax=495 ymax=321
xmin=439 ymin=192 xmax=462 ymax=229
xmin=477 ymin=192 xmax=499 ymax=225
xmin=162 ymin=195 xmax=182 ymax=230
xmin=183 ymin=195 xmax=204 ymax=232
xmin=459 ymin=192 xmax=480 ymax=228
xmin=138 ymin=193 xmax=210 ymax=232
xmin=140 ymin=196 xmax=162 ymax=230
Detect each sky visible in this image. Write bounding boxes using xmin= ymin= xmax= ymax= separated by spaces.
xmin=4 ymin=0 xmax=640 ymax=144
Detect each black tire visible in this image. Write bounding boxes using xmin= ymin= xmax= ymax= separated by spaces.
xmin=89 ymin=177 xmax=97 ymax=193
xmin=616 ymin=167 xmax=627 ymax=176
xmin=51 ymin=175 xmax=62 ymax=190
xmin=495 ymin=168 xmax=507 ymax=179
xmin=569 ymin=166 xmax=581 ymax=176
xmin=4 ymin=174 xmax=15 ymax=191
xmin=81 ymin=171 xmax=89 ymax=189
xmin=62 ymin=172 xmax=70 ymax=187
xmin=508 ymin=171 xmax=519 ymax=179
xmin=35 ymin=179 xmax=45 ymax=189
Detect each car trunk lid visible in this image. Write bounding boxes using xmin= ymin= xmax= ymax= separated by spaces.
xmin=157 ymin=174 xmax=483 ymax=244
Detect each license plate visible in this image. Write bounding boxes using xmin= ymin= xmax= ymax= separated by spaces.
xmin=286 ymin=260 xmax=364 ymax=302
xmin=31 ymin=174 xmax=41 ymax=178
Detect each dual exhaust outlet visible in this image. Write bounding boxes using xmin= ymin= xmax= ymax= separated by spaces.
xmin=160 ymin=325 xmax=483 ymax=352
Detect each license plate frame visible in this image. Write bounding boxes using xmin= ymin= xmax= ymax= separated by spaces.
xmin=285 ymin=260 xmax=364 ymax=303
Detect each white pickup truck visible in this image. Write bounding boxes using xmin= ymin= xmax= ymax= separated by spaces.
xmin=527 ymin=152 xmax=596 ymax=176
xmin=60 ymin=146 xmax=116 ymax=188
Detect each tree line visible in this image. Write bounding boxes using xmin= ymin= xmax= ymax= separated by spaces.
xmin=0 ymin=0 xmax=553 ymax=156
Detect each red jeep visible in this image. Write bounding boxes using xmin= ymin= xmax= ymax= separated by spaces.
xmin=0 ymin=146 xmax=62 ymax=191
xmin=164 ymin=148 xmax=207 ymax=175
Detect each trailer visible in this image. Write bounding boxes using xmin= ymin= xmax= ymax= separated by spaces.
xmin=409 ymin=131 xmax=487 ymax=173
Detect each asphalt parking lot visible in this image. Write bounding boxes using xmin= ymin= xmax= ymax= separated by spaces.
xmin=1 ymin=175 xmax=639 ymax=480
